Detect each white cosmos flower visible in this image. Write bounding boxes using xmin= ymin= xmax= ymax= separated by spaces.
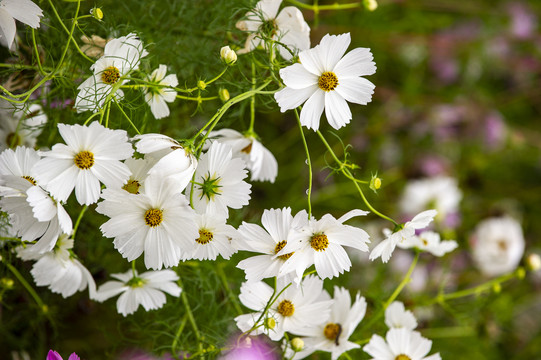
xmin=274 ymin=33 xmax=376 ymax=131
xmin=144 ymin=64 xmax=178 ymax=119
xmin=95 ymin=269 xmax=181 ymax=317
xmin=187 ymin=141 xmax=251 ymax=218
xmin=236 ymin=0 xmax=310 ymax=60
xmin=235 ymin=275 xmax=332 ymax=341
xmin=33 ymin=121 xmax=134 ymax=205
xmin=0 ymin=146 xmax=72 ymax=253
xmin=278 ymin=209 xmax=370 ymax=281
xmin=237 ymin=207 xmax=308 ymax=282
xmin=208 ymin=128 xmax=278 ymax=183
xmin=384 ymin=301 xmax=418 ymax=331
xmin=400 ymin=176 xmax=462 ymax=224
xmin=182 ymin=211 xmax=239 ymax=261
xmin=0 ymin=0 xmax=43 ymax=49
xmin=75 ymin=33 xmax=148 ymax=113
xmin=96 ymin=174 xmax=198 ymax=270
xmin=471 ymin=216 xmax=525 ymax=276
xmin=0 ymin=100 xmax=47 ymax=151
xmin=133 ymin=133 xmax=197 ymax=191
xmin=17 ymin=235 xmax=97 ymax=299
xmin=398 ymin=231 xmax=458 ymax=257
xmin=363 ymin=328 xmax=441 ymax=360
xmin=369 ymin=210 xmax=437 ymax=263
xmin=287 ymin=287 xmax=367 ymax=360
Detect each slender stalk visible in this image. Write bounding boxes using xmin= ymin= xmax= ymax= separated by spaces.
xmin=295 ymin=109 xmax=313 ymax=218
xmin=171 ymin=314 xmax=188 ymax=356
xmin=216 ymin=263 xmax=243 ymax=315
xmin=71 ymin=205 xmax=88 ymax=239
xmin=31 ymin=29 xmax=45 ymax=75
xmin=177 ymin=276 xmax=203 ymax=357
xmin=248 ymin=63 xmax=256 ymax=132
xmin=114 ymin=98 xmax=141 ymax=134
xmin=286 ymin=0 xmax=363 ymax=11
xmin=4 ymin=261 xmax=46 ymax=311
xmin=383 ymin=252 xmax=420 ymax=309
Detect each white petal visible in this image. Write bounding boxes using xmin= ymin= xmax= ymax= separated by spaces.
xmin=324 ymin=91 xmax=352 ymax=130
xmin=274 ymin=85 xmax=317 ymax=112
xmin=279 ymin=63 xmax=318 ymax=89
xmin=299 ymin=89 xmax=325 ymax=131
xmin=335 ymin=77 xmax=375 ymax=106
xmin=0 ymin=9 xmax=16 ymax=49
xmin=333 ymin=47 xmax=376 ymax=78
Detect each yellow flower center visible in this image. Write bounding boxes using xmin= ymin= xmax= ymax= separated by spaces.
xmin=123 ymin=179 xmax=141 ymax=194
xmin=21 ymin=175 xmax=37 ymax=186
xmin=318 ymin=71 xmax=339 ymax=92
xmin=6 ymin=132 xmax=21 ymax=148
xmin=101 ymin=66 xmax=121 ymax=85
xmin=324 ymin=323 xmax=342 ymax=342
xmin=274 ymin=240 xmax=294 ymax=261
xmin=277 ymin=299 xmax=295 ymax=317
xmin=74 ymin=151 xmax=95 ymax=170
xmin=310 ymin=233 xmax=329 ymax=251
xmin=144 ymin=208 xmax=163 ymax=227
xmin=196 ymin=229 xmax=214 ymax=244
xmin=395 ymin=355 xmax=411 ymax=360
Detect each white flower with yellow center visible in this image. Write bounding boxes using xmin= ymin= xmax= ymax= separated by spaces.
xmin=0 ymin=0 xmax=43 ymax=49
xmin=397 ymin=231 xmax=458 ymax=257
xmin=235 ymin=275 xmax=332 ymax=341
xmin=471 ymin=216 xmax=525 ymax=276
xmin=363 ymin=328 xmax=441 ymax=360
xmin=0 ymin=146 xmax=72 ymax=253
xmin=75 ymin=33 xmax=148 ymax=113
xmin=144 ymin=64 xmax=178 ymax=119
xmin=274 ymin=33 xmax=376 ymax=131
xmin=0 ymin=100 xmax=47 ymax=151
xmin=33 ymin=121 xmax=134 ymax=206
xmin=237 ymin=207 xmax=308 ymax=282
xmin=17 ymin=235 xmax=97 ymax=299
xmin=96 ymin=174 xmax=198 ymax=270
xmin=384 ymin=301 xmax=418 ymax=331
xmin=208 ymin=128 xmax=278 ymax=183
xmin=133 ymin=133 xmax=197 ymax=191
xmin=278 ymin=209 xmax=370 ymax=280
xmin=182 ymin=211 xmax=239 ymax=261
xmin=286 ymin=287 xmax=367 ymax=360
xmin=236 ymin=0 xmax=310 ymax=60
xmin=369 ymin=210 xmax=437 ymax=263
xmin=187 ymin=141 xmax=251 ymax=218
xmin=94 ymin=269 xmax=181 ymax=317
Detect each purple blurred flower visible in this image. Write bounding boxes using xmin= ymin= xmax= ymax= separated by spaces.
xmin=507 ymin=2 xmax=537 ymax=39
xmin=418 ymin=155 xmax=449 ymax=177
xmin=47 ymin=350 xmax=80 ymax=360
xmin=483 ymin=111 xmax=506 ymax=149
xmin=220 ymin=336 xmax=279 ymax=360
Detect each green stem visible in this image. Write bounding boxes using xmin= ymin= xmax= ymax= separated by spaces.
xmin=71 ymin=205 xmax=88 ymax=239
xmin=3 ymin=261 xmax=45 ymax=309
xmin=286 ymin=0 xmax=363 ymax=11
xmin=171 ymin=314 xmax=188 ymax=356
xmin=114 ymin=98 xmax=141 ymax=134
xmin=248 ymin=63 xmax=256 ymax=132
xmin=31 ymin=29 xmax=45 ymax=75
xmin=216 ymin=263 xmax=243 ymax=315
xmin=131 ymin=260 xmax=137 ymax=278
xmin=383 ymin=252 xmax=420 ymax=308
xmin=295 ymin=108 xmax=312 ymax=218
xmin=177 ymin=276 xmax=203 ymax=356
xmin=316 ymin=130 xmax=397 ymax=226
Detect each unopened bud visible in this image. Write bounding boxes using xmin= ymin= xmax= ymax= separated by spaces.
xmin=220 ymin=46 xmax=237 ymax=65
xmin=363 ymin=0 xmax=378 ymax=11
xmin=370 ymin=176 xmax=382 ymax=192
xmin=42 ymin=304 xmax=49 ymax=314
xmin=219 ymin=88 xmax=230 ymax=102
xmin=265 ymin=317 xmax=276 ymax=330
xmin=0 ymin=277 xmax=14 ymax=289
xmin=90 ymin=7 xmax=104 ymax=21
xmin=492 ymin=283 xmax=501 ymax=294
xmin=197 ymin=80 xmax=207 ymax=90
xmin=526 ymin=253 xmax=541 ymax=272
xmin=517 ymin=267 xmax=526 ymax=279
xmin=291 ymin=338 xmax=304 ymax=352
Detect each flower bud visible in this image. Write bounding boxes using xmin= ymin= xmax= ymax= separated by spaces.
xmin=90 ymin=7 xmax=104 ymax=21
xmin=220 ymin=46 xmax=237 ymax=65
xmin=291 ymin=338 xmax=304 ymax=352
xmin=197 ymin=80 xmax=207 ymax=90
xmin=370 ymin=175 xmax=382 ymax=192
xmin=265 ymin=317 xmax=276 ymax=330
xmin=492 ymin=283 xmax=501 ymax=294
xmin=526 ymin=253 xmax=541 ymax=272
xmin=219 ymin=88 xmax=230 ymax=102
xmin=363 ymin=0 xmax=378 ymax=11
xmin=0 ymin=277 xmax=14 ymax=289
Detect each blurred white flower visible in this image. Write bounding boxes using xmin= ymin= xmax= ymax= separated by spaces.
xmin=275 ymin=33 xmax=376 ymax=131
xmin=400 ymin=176 xmax=462 ymax=225
xmin=0 ymin=0 xmax=43 ymax=49
xmin=471 ymin=216 xmax=525 ymax=276
xmin=0 ymin=101 xmax=47 ymax=151
xmin=236 ymin=0 xmax=310 ymax=60
xmin=144 ymin=64 xmax=178 ymax=119
xmin=95 ymin=269 xmax=181 ymax=316
xmin=385 ymin=301 xmax=418 ymax=330
xmin=75 ymin=33 xmax=148 ymax=112
xmin=398 ymin=231 xmax=458 ymax=257
xmin=363 ymin=328 xmax=441 ymax=360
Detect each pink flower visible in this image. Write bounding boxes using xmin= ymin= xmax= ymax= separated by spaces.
xmin=47 ymin=350 xmax=80 ymax=360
